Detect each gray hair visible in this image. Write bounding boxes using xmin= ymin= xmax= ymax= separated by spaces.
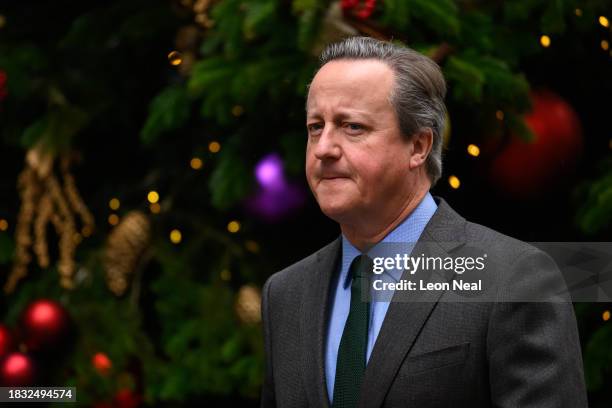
xmin=314 ymin=36 xmax=447 ymax=186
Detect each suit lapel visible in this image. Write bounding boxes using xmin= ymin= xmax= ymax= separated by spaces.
xmin=300 ymin=237 xmax=341 ymax=408
xmin=358 ymin=198 xmax=467 ymax=408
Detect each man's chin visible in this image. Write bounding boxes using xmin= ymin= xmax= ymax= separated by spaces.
xmin=318 ymin=201 xmax=357 ymax=223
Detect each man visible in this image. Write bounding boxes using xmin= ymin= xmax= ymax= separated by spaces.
xmin=260 ymin=36 xmax=587 ymax=408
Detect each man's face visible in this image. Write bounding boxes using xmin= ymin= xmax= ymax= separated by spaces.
xmin=305 ymin=59 xmax=418 ymax=225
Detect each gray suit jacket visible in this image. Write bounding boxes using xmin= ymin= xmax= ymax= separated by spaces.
xmin=261 ymin=197 xmax=587 ymax=407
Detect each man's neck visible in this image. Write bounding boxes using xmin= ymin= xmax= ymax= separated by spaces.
xmin=340 ymin=186 xmax=430 ymax=252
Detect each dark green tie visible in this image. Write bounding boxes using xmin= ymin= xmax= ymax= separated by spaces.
xmin=332 ymin=254 xmax=373 ymax=408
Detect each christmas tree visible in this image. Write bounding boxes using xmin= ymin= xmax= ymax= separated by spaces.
xmin=0 ymin=0 xmax=611 ymax=406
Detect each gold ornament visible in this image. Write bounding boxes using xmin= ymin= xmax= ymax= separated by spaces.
xmin=103 ymin=211 xmax=151 ymax=296
xmin=235 ymin=285 xmax=262 ymax=325
xmin=5 ymin=145 xmax=95 ymax=293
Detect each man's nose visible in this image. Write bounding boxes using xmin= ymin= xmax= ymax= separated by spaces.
xmin=313 ymin=125 xmax=341 ymax=161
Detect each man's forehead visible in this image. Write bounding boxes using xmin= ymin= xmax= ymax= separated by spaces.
xmin=306 ymin=59 xmax=394 ymax=113
xmin=306 ymin=87 xmax=392 ymax=118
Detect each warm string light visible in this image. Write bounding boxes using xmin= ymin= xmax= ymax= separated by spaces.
xmin=245 ymin=240 xmax=260 ymax=253
xmin=0 ymin=15 xmax=6 ymax=28
xmin=448 ymin=175 xmax=461 ymax=189
xmin=147 ymin=191 xmax=159 ymax=204
xmin=0 ymin=219 xmax=8 ymax=231
xmin=467 ymin=144 xmax=480 ymax=157
xmin=601 ymin=40 xmax=610 ymax=51
xmin=109 ymin=198 xmax=120 ymax=210
xmin=232 ymin=105 xmax=244 ymax=117
xmin=575 ymin=8 xmax=582 ymax=17
xmin=167 ymin=50 xmax=183 ymax=66
xmin=496 ymin=110 xmax=504 ymax=121
xmin=108 ymin=214 xmax=119 ymax=226
xmin=227 ymin=220 xmax=240 ymax=233
xmin=208 ymin=141 xmax=221 ymax=153
xmin=149 ymin=203 xmax=161 ymax=214
xmin=599 ymin=16 xmax=610 ymax=28
xmin=540 ymin=35 xmax=551 ymax=47
xmin=169 ymin=229 xmax=182 ymax=244
xmin=190 ymin=157 xmax=203 ymax=170
xmin=603 ymin=310 xmax=611 ymax=321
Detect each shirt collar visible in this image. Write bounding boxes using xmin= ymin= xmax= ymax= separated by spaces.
xmin=341 ymin=192 xmax=438 ymax=288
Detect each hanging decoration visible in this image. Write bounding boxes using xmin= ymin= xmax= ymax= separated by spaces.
xmin=235 ymin=285 xmax=262 ymax=325
xmin=104 ymin=211 xmax=152 ymax=296
xmin=6 ymin=144 xmax=95 ymax=293
xmin=0 ymin=352 xmax=36 ymax=386
xmin=341 ymin=0 xmax=378 ymax=20
xmin=92 ymin=352 xmax=113 ymax=376
xmin=19 ymin=299 xmax=71 ymax=351
xmin=0 ymin=325 xmax=13 ymax=358
xmin=489 ymin=90 xmax=583 ymax=198
xmin=245 ymin=153 xmax=305 ymax=221
xmin=0 ymin=70 xmax=7 ymax=103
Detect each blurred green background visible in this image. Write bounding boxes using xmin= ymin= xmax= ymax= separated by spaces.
xmin=0 ymin=0 xmax=611 ymax=406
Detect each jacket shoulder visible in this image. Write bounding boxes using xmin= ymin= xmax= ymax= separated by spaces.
xmin=263 ymin=237 xmax=340 ymax=293
xmin=463 ymin=220 xmax=542 ymax=262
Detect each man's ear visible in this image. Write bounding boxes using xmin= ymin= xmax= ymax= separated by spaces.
xmin=409 ymin=128 xmax=433 ymax=170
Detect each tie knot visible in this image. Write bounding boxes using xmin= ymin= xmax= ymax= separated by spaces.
xmin=349 ymin=254 xmax=373 ymax=280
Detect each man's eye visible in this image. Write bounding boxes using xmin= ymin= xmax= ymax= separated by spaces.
xmin=307 ymin=124 xmax=323 ymax=133
xmin=344 ymin=123 xmax=364 ymax=133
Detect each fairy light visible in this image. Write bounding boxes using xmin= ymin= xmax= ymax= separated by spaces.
xmin=0 ymin=218 xmax=8 ymax=231
xmin=232 ymin=105 xmax=244 ymax=116
xmin=109 ymin=198 xmax=120 ymax=210
xmin=147 ymin=191 xmax=159 ymax=204
xmin=540 ymin=35 xmax=551 ymax=47
xmin=496 ymin=110 xmax=504 ymax=120
xmin=170 ymin=229 xmax=182 ymax=244
xmin=227 ymin=220 xmax=240 ymax=233
xmin=245 ymin=240 xmax=260 ymax=253
xmin=467 ymin=144 xmax=480 ymax=157
xmin=601 ymin=40 xmax=610 ymax=51
xmin=149 ymin=203 xmax=161 ymax=214
xmin=599 ymin=16 xmax=610 ymax=28
xmin=603 ymin=310 xmax=611 ymax=321
xmin=575 ymin=8 xmax=582 ymax=17
xmin=448 ymin=175 xmax=461 ymax=189
xmin=167 ymin=51 xmax=183 ymax=66
xmin=190 ymin=157 xmax=203 ymax=170
xmin=108 ymin=214 xmax=119 ymax=226
xmin=208 ymin=141 xmax=221 ymax=153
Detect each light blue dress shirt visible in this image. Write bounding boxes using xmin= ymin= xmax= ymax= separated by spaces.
xmin=324 ymin=192 xmax=438 ymax=403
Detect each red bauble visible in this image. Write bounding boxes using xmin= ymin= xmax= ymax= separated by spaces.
xmin=0 ymin=325 xmax=14 ymax=358
xmin=0 ymin=70 xmax=7 ymax=101
xmin=0 ymin=352 xmax=35 ymax=386
xmin=341 ymin=0 xmax=377 ymax=20
xmin=20 ymin=299 xmax=70 ymax=351
xmin=113 ymin=388 xmax=142 ymax=408
xmin=489 ymin=90 xmax=583 ymax=198
xmin=92 ymin=352 xmax=112 ymax=375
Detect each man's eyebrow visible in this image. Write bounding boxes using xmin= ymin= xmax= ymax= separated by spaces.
xmin=306 ymin=111 xmax=374 ymax=122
